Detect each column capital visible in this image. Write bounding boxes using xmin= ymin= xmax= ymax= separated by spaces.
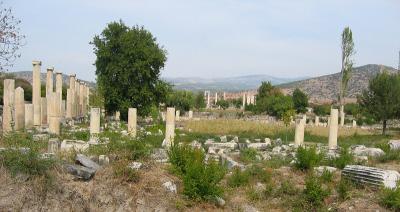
xmin=55 ymin=71 xmax=62 ymax=75
xmin=47 ymin=67 xmax=54 ymax=72
xmin=69 ymin=74 xmax=76 ymax=77
xmin=32 ymin=60 xmax=42 ymax=66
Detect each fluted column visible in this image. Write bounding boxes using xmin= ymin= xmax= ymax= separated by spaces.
xmin=32 ymin=61 xmax=42 ymax=126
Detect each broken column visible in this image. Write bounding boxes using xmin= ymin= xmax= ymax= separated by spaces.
xmin=175 ymin=110 xmax=180 ymax=121
xmin=163 ymin=107 xmax=175 ymax=147
xmin=115 ymin=111 xmax=120 ymax=121
xmin=41 ymin=97 xmax=47 ymax=125
xmin=48 ymin=92 xmax=61 ymax=135
xmin=294 ymin=119 xmax=305 ymax=147
xmin=32 ymin=61 xmax=42 ymax=126
xmin=14 ymin=86 xmax=24 ymax=131
xmin=328 ymin=108 xmax=339 ymax=150
xmin=45 ymin=67 xmax=53 ymax=125
xmin=128 ymin=108 xmax=137 ymax=137
xmin=342 ymin=165 xmax=400 ymax=189
xmin=75 ymin=79 xmax=80 ymax=117
xmin=90 ymin=108 xmax=100 ymax=141
xmin=25 ymin=104 xmax=34 ymax=129
xmin=315 ymin=116 xmax=319 ymax=126
xmin=188 ymin=110 xmax=193 ymax=119
xmin=2 ymin=79 xmax=15 ymax=133
xmin=352 ymin=120 xmax=357 ymax=128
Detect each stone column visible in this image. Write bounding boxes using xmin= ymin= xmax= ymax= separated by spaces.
xmin=163 ymin=107 xmax=175 ymax=147
xmin=328 ymin=109 xmax=339 ymax=150
xmin=66 ymin=89 xmax=72 ymax=119
xmin=90 ymin=107 xmax=100 ymax=135
xmin=175 ymin=110 xmax=180 ymax=121
xmin=48 ymin=92 xmax=61 ymax=135
xmin=41 ymin=97 xmax=47 ymax=126
xmin=128 ymin=108 xmax=137 ymax=137
xmin=223 ymin=92 xmax=226 ymax=100
xmin=14 ymin=87 xmax=24 ymax=131
xmin=46 ymin=67 xmax=54 ymax=96
xmin=61 ymin=100 xmax=66 ymax=117
xmin=188 ymin=110 xmax=193 ymax=119
xmin=214 ymin=93 xmax=218 ymax=104
xmin=75 ymin=79 xmax=80 ymax=117
xmin=206 ymin=91 xmax=210 ymax=108
xmin=55 ymin=72 xmax=63 ymax=113
xmin=68 ymin=74 xmax=76 ymax=118
xmin=352 ymin=120 xmax=357 ymax=128
xmin=25 ymin=104 xmax=34 ymax=129
xmin=2 ymin=79 xmax=15 ymax=133
xmin=79 ymin=81 xmax=85 ymax=116
xmin=294 ymin=119 xmax=305 ymax=147
xmin=340 ymin=105 xmax=345 ymax=127
xmin=115 ymin=111 xmax=120 ymax=121
xmin=32 ymin=61 xmax=42 ymax=126
xmin=242 ymin=93 xmax=246 ymax=108
xmin=315 ymin=116 xmax=319 ymax=126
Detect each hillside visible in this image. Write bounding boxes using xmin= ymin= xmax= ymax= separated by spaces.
xmin=7 ymin=71 xmax=95 ymax=87
xmin=163 ymin=75 xmax=307 ymax=92
xmin=279 ymin=64 xmax=399 ymax=102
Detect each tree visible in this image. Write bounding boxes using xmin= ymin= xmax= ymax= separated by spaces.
xmin=194 ymin=92 xmax=206 ymax=109
xmin=92 ymin=21 xmax=168 ymax=119
xmin=257 ymin=81 xmax=280 ymax=99
xmin=292 ymin=88 xmax=309 ymax=113
xmin=166 ymin=90 xmax=194 ymax=112
xmin=216 ymin=99 xmax=229 ymax=110
xmin=359 ymin=71 xmax=400 ymax=135
xmin=339 ymin=27 xmax=355 ymax=119
xmin=0 ymin=3 xmax=25 ymax=71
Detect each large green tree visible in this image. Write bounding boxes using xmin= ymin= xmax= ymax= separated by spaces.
xmin=339 ymin=27 xmax=355 ymax=119
xmin=166 ymin=90 xmax=194 ymax=112
xmin=92 ymin=21 xmax=168 ymax=119
xmin=359 ymin=71 xmax=400 ymax=135
xmin=292 ymin=88 xmax=308 ymax=113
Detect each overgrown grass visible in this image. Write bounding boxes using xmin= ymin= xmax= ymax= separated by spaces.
xmin=294 ymin=146 xmax=323 ymax=171
xmin=302 ymin=174 xmax=330 ymax=208
xmin=239 ymin=148 xmax=260 ymax=163
xmin=113 ymin=160 xmax=140 ymax=182
xmin=168 ymin=143 xmax=227 ymax=201
xmin=379 ymin=187 xmax=400 ymax=211
xmin=227 ymin=168 xmax=250 ymax=187
xmin=326 ymin=147 xmax=354 ymax=169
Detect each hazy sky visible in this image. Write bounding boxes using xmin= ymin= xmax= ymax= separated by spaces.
xmin=8 ymin=0 xmax=400 ymax=82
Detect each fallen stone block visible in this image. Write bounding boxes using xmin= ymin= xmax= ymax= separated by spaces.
xmin=247 ymin=142 xmax=270 ymax=150
xmin=32 ymin=134 xmax=50 ymax=141
xmin=48 ymin=138 xmax=59 ymax=153
xmin=342 ymin=165 xmax=400 ymax=189
xmin=388 ymin=140 xmax=400 ymax=150
xmin=64 ymin=164 xmax=96 ymax=180
xmin=314 ymin=166 xmax=337 ymax=176
xmin=76 ymin=154 xmax=100 ymax=171
xmin=350 ymin=145 xmax=385 ymax=157
xmin=220 ymin=135 xmax=227 ymax=143
xmin=206 ymin=142 xmax=238 ymax=150
xmin=60 ymin=140 xmax=89 ymax=152
xmin=162 ymin=181 xmax=177 ymax=193
xmin=128 ymin=161 xmax=143 ymax=170
xmin=220 ymin=154 xmax=244 ymax=170
xmin=151 ymin=148 xmax=168 ymax=163
xmin=98 ymin=155 xmax=109 ymax=166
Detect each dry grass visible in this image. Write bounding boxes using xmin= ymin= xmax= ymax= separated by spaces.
xmin=184 ymin=119 xmax=373 ymax=137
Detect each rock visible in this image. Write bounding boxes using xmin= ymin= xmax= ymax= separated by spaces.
xmin=64 ymin=164 xmax=96 ymax=180
xmin=151 ymin=148 xmax=168 ymax=163
xmin=48 ymin=138 xmax=59 ymax=153
xmin=206 ymin=141 xmax=238 ymax=150
xmin=264 ymin=138 xmax=271 ymax=144
xmin=190 ymin=140 xmax=203 ymax=150
xmin=245 ymin=139 xmax=251 ymax=144
xmin=388 ymin=140 xmax=400 ymax=150
xmin=60 ymin=140 xmax=89 ymax=152
xmin=281 ymin=145 xmax=290 ymax=151
xmin=275 ymin=138 xmax=282 ymax=146
xmin=99 ymin=155 xmax=109 ymax=165
xmin=40 ymin=153 xmax=55 ymax=159
xmin=76 ymin=154 xmax=101 ymax=171
xmin=220 ymin=154 xmax=244 ymax=170
xmin=272 ymin=146 xmax=282 ymax=153
xmin=248 ymin=142 xmax=270 ymax=150
xmin=162 ymin=181 xmax=177 ymax=193
xmin=350 ymin=145 xmax=385 ymax=157
xmin=220 ymin=135 xmax=227 ymax=143
xmin=215 ymin=196 xmax=225 ymax=207
xmin=128 ymin=162 xmax=143 ymax=170
xmin=233 ymin=136 xmax=239 ymax=143
xmin=254 ymin=139 xmax=261 ymax=142
xmin=342 ymin=165 xmax=400 ymax=189
xmin=314 ymin=166 xmax=337 ymax=176
xmin=32 ymin=134 xmax=50 ymax=141
xmin=260 ymin=152 xmax=271 ymax=160
xmin=354 ymin=155 xmax=368 ymax=163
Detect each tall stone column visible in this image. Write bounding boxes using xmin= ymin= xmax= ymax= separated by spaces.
xmin=214 ymin=93 xmax=218 ymax=104
xmin=242 ymin=93 xmax=246 ymax=108
xmin=46 ymin=67 xmax=54 ymax=96
xmin=340 ymin=105 xmax=345 ymax=127
xmin=66 ymin=89 xmax=72 ymax=119
xmin=14 ymin=87 xmax=24 ymax=131
xmin=25 ymin=104 xmax=34 ymax=129
xmin=48 ymin=92 xmax=61 ymax=135
xmin=175 ymin=110 xmax=180 ymax=121
xmin=328 ymin=109 xmax=339 ymax=150
xmin=41 ymin=97 xmax=47 ymax=126
xmin=315 ymin=116 xmax=319 ymax=126
xmin=90 ymin=107 xmax=100 ymax=135
xmin=223 ymin=92 xmax=226 ymax=100
xmin=79 ymin=81 xmax=85 ymax=116
xmin=75 ymin=79 xmax=80 ymax=117
xmin=294 ymin=119 xmax=305 ymax=147
xmin=68 ymin=74 xmax=76 ymax=118
xmin=32 ymin=61 xmax=42 ymax=126
xmin=55 ymin=72 xmax=63 ymax=113
xmin=2 ymin=79 xmax=15 ymax=133
xmin=163 ymin=107 xmax=175 ymax=147
xmin=206 ymin=91 xmax=210 ymax=108
xmin=86 ymin=85 xmax=90 ymax=106
xmin=128 ymin=108 xmax=137 ymax=137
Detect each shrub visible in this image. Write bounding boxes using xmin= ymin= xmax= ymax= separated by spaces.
xmin=168 ymin=143 xmax=226 ymax=200
xmin=276 ymin=180 xmax=298 ymax=196
xmin=303 ymin=174 xmax=330 ymax=206
xmin=246 ymin=165 xmax=272 ymax=184
xmin=320 ymin=169 xmax=333 ymax=183
xmin=294 ymin=146 xmax=323 ymax=171
xmin=338 ymin=178 xmax=353 ymax=200
xmin=379 ymin=187 xmax=400 ymax=211
xmin=327 ymin=147 xmax=354 ymax=169
xmin=240 ymin=148 xmax=260 ymax=163
xmin=227 ymin=168 xmax=250 ymax=187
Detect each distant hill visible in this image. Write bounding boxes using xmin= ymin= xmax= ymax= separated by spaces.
xmin=6 ymin=71 xmax=95 ymax=88
xmin=163 ymin=75 xmax=307 ymax=92
xmin=278 ymin=64 xmax=399 ymax=102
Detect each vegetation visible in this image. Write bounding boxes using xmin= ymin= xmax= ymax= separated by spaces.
xmin=216 ymin=99 xmax=229 ymax=110
xmin=166 ymin=90 xmax=194 ymax=112
xmin=379 ymin=187 xmax=400 ymax=211
xmin=292 ymin=88 xmax=308 ymax=113
xmin=303 ymin=174 xmax=330 ymax=206
xmin=294 ymin=146 xmax=323 ymax=171
xmin=359 ymin=71 xmax=400 ymax=134
xmin=227 ymin=168 xmax=250 ymax=187
xmin=194 ymin=91 xmax=206 ymax=109
xmin=92 ymin=20 xmax=168 ymax=119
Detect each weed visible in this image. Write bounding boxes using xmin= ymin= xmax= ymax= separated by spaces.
xmin=240 ymin=148 xmax=260 ymax=163
xmin=294 ymin=146 xmax=323 ymax=171
xmin=276 ymin=180 xmax=299 ymax=196
xmin=338 ymin=178 xmax=353 ymax=201
xmin=303 ymin=174 xmax=330 ymax=206
xmin=326 ymin=147 xmax=354 ymax=169
xmin=379 ymin=186 xmax=400 ymax=211
xmin=227 ymin=167 xmax=249 ymax=187
xmin=320 ymin=168 xmax=333 ymax=183
xmin=113 ymin=161 xmax=140 ymax=182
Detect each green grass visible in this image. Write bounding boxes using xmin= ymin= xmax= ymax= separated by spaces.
xmin=379 ymin=187 xmax=400 ymax=211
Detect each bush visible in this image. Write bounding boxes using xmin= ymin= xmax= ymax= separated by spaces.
xmin=168 ymin=143 xmax=226 ymax=200
xmin=294 ymin=146 xmax=323 ymax=171
xmin=320 ymin=168 xmax=333 ymax=183
xmin=240 ymin=148 xmax=260 ymax=163
xmin=327 ymin=147 xmax=354 ymax=169
xmin=379 ymin=187 xmax=400 ymax=211
xmin=303 ymin=174 xmax=330 ymax=206
xmin=227 ymin=168 xmax=249 ymax=187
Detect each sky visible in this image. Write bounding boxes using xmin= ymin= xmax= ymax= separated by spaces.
xmin=7 ymin=0 xmax=400 ymax=82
